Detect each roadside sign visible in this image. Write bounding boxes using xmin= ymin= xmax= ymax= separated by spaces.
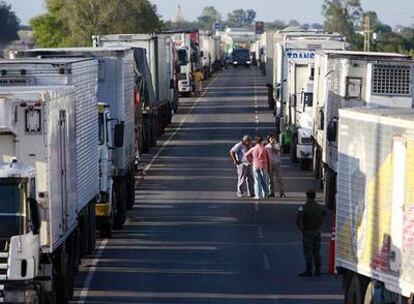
xmin=255 ymin=22 xmax=265 ymax=35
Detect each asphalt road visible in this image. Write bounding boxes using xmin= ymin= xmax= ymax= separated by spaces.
xmin=73 ymin=68 xmax=343 ymax=304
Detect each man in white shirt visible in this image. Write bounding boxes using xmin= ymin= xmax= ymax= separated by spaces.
xmin=265 ymin=133 xmax=286 ymax=198
xmin=229 ymin=135 xmax=254 ymax=197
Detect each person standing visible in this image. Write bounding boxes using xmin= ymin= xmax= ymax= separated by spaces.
xmin=229 ymin=135 xmax=254 ymax=197
xmin=245 ymin=137 xmax=270 ymax=199
xmin=265 ymin=134 xmax=286 ymax=198
xmin=193 ymin=69 xmax=204 ymax=97
xmin=296 ymin=189 xmax=326 ymax=277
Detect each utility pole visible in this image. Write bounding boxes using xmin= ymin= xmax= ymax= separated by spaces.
xmin=363 ymin=16 xmax=371 ymax=52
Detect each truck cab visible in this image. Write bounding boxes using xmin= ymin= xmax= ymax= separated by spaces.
xmin=177 ymin=47 xmax=192 ymax=96
xmin=0 ymin=162 xmax=41 ymax=303
xmin=96 ymin=103 xmax=124 ymax=236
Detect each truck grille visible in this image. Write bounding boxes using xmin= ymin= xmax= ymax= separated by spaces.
xmin=0 ymin=246 xmax=6 ymax=304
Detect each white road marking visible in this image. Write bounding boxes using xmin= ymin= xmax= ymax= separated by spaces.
xmin=262 ymin=253 xmax=271 ymax=270
xmin=77 ymin=239 xmax=108 ymax=304
xmin=77 ymin=75 xmax=220 ymax=303
xmin=257 ymin=226 xmax=264 ymax=239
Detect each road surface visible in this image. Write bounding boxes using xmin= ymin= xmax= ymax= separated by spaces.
xmin=73 ymin=68 xmax=343 ymax=304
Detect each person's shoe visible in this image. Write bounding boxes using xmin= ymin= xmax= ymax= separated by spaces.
xmin=247 ymin=194 xmax=254 ymax=198
xmin=237 ymin=193 xmax=244 ymax=198
xmin=280 ymin=192 xmax=287 ymax=198
xmin=298 ymin=271 xmax=312 ymax=277
xmin=268 ymin=193 xmax=275 ymax=198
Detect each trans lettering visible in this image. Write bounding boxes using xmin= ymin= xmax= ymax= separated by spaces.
xmin=286 ymin=52 xmax=315 ymax=59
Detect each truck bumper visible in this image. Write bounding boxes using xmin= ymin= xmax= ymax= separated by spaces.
xmin=297 ymin=144 xmax=313 ymax=159
xmin=0 ymin=281 xmax=38 ymax=304
xmin=96 ymin=203 xmax=112 ymax=217
xmin=179 ymin=86 xmax=191 ymax=92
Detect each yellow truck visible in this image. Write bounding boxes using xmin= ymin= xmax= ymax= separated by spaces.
xmin=336 ymin=107 xmax=414 ymax=304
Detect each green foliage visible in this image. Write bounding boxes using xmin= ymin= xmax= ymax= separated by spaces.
xmin=266 ymin=20 xmax=286 ymax=31
xmin=31 ymin=0 xmax=162 ymax=47
xmin=227 ymin=9 xmax=256 ymax=27
xmin=322 ymin=0 xmax=363 ymax=39
xmin=197 ymin=6 xmax=221 ymax=31
xmin=0 ymin=1 xmax=20 ymax=42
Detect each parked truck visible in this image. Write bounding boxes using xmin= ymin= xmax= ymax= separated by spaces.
xmin=13 ymin=47 xmax=139 ymax=222
xmin=199 ymin=32 xmax=222 ymax=78
xmin=169 ymin=30 xmax=201 ymax=97
xmin=93 ymin=33 xmax=176 ymax=129
xmin=336 ymin=107 xmax=414 ymax=304
xmin=0 ymin=84 xmax=98 ymax=303
xmin=312 ymin=50 xmax=413 ymax=208
xmin=272 ymin=28 xmax=347 ymax=152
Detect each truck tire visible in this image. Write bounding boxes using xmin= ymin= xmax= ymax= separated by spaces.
xmin=142 ymin=117 xmax=150 ymax=153
xmin=126 ymin=170 xmax=135 ymax=210
xmin=290 ymin=137 xmax=298 ymax=163
xmin=300 ymin=158 xmax=310 ymax=170
xmin=87 ymin=202 xmax=96 ymax=254
xmin=363 ymin=281 xmax=375 ymax=304
xmin=345 ymin=275 xmax=370 ymax=304
xmin=53 ymin=246 xmax=70 ymax=304
xmin=114 ymin=180 xmax=127 ymax=229
xmin=150 ymin=114 xmax=157 ymax=147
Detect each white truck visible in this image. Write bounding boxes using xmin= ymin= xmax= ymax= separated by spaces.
xmin=199 ymin=32 xmax=222 ymax=78
xmin=272 ymin=29 xmax=347 ymax=153
xmin=312 ymin=51 xmax=413 ymax=208
xmin=13 ymin=47 xmax=140 ymax=223
xmin=169 ymin=31 xmax=201 ymax=97
xmin=93 ymin=33 xmax=178 ymax=125
xmin=0 ymin=85 xmax=105 ymax=303
xmin=336 ymin=107 xmax=414 ymax=304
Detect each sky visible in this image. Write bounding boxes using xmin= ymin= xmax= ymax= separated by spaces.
xmin=4 ymin=0 xmax=414 ymax=27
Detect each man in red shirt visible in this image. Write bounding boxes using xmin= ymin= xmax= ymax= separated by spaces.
xmin=245 ymin=137 xmax=270 ymax=199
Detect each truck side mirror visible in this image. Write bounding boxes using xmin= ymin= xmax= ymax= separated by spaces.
xmin=275 ymin=86 xmax=280 ymax=99
xmin=327 ymin=119 xmax=338 ymax=142
xmin=28 ymin=198 xmax=41 ymax=235
xmin=114 ymin=121 xmax=125 ymax=148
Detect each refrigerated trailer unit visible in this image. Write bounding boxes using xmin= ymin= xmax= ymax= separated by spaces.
xmin=0 ymin=87 xmax=84 ymax=303
xmin=336 ymin=107 xmax=414 ymax=303
xmin=93 ymin=33 xmax=177 ymax=125
xmin=0 ymin=58 xmax=99 ymax=251
xmin=272 ymin=29 xmax=347 ymax=150
xmin=13 ymin=47 xmax=140 ymax=218
xmin=312 ymin=51 xmax=413 ymax=208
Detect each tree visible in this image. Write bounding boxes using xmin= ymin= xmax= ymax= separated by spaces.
xmin=266 ymin=20 xmax=286 ymax=31
xmin=287 ymin=20 xmax=300 ymax=27
xmin=226 ymin=9 xmax=256 ymax=27
xmin=0 ymin=1 xmax=20 ymax=42
xmin=322 ymin=0 xmax=363 ymax=40
xmin=197 ymin=6 xmax=221 ymax=30
xmin=31 ymin=0 xmax=162 ymax=47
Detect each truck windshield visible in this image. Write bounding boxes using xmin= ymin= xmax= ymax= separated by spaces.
xmin=177 ymin=50 xmax=188 ymax=66
xmin=233 ymin=49 xmax=250 ymax=60
xmin=0 ymin=182 xmax=25 ymax=240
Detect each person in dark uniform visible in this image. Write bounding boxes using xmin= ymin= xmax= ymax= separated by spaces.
xmin=296 ymin=189 xmax=326 ymax=277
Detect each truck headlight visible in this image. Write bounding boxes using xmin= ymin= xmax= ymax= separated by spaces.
xmin=233 ymin=61 xmax=238 ymax=64
xmin=247 ymin=61 xmax=251 ymax=64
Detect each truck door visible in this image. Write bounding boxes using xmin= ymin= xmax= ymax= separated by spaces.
xmin=389 ymin=136 xmax=408 ymax=274
xmin=58 ymin=110 xmax=68 ymax=232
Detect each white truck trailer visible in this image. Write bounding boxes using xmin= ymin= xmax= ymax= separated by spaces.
xmin=13 ymin=47 xmax=139 ymax=220
xmin=0 ymin=86 xmax=90 ymax=303
xmin=199 ymin=32 xmax=221 ymax=77
xmin=272 ymin=29 xmax=347 ymax=152
xmin=312 ymin=51 xmax=413 ymax=208
xmin=0 ymin=58 xmax=100 ymax=253
xmin=93 ymin=33 xmax=178 ymax=125
xmin=336 ymin=107 xmax=414 ymax=304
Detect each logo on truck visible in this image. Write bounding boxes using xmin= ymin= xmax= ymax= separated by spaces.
xmin=286 ymin=52 xmax=315 ymax=60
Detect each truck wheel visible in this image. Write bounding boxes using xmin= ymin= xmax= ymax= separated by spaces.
xmin=345 ymin=275 xmax=369 ymax=304
xmin=87 ymin=202 xmax=96 ymax=254
xmin=142 ymin=117 xmax=150 ymax=153
xmin=290 ymin=139 xmax=298 ymax=163
xmin=300 ymin=159 xmax=310 ymax=170
xmin=114 ymin=180 xmax=127 ymax=229
xmin=126 ymin=170 xmax=135 ymax=210
xmin=151 ymin=114 xmax=157 ymax=147
xmin=363 ymin=281 xmax=375 ymax=304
